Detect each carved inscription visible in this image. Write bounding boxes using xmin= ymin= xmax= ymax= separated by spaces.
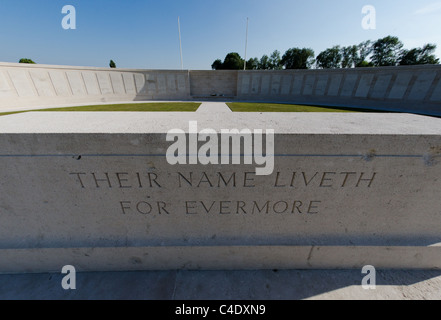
xmin=69 ymin=171 xmax=378 ymax=216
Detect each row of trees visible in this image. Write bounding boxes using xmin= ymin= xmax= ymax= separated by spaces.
xmin=212 ymin=36 xmax=440 ymax=70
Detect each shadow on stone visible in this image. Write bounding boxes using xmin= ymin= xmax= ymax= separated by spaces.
xmin=1 ymin=269 xmax=441 ymax=300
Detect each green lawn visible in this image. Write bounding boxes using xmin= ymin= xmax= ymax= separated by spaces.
xmin=227 ymin=102 xmax=365 ymax=112
xmin=0 ymin=102 xmax=201 ymax=116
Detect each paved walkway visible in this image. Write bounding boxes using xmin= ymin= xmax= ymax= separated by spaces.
xmin=196 ymin=102 xmax=232 ymax=114
xmin=1 ymin=269 xmax=441 ymax=300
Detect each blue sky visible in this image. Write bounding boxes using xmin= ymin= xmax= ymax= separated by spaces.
xmin=0 ymin=0 xmax=440 ymax=70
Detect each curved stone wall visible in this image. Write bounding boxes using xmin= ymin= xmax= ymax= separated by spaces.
xmin=1 ymin=62 xmax=440 ymax=115
xmin=236 ymin=65 xmax=441 ymax=116
xmin=0 ymin=62 xmax=191 ymax=110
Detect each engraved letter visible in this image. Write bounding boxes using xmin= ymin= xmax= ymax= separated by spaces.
xmin=116 ymin=173 xmax=131 ymax=189
xmin=185 ymin=201 xmax=197 ymax=214
xmin=307 ymin=201 xmax=321 ymax=214
xmin=244 ymin=172 xmax=255 ymax=188
xmin=70 ymin=173 xmax=86 ymax=188
xmin=120 ymin=201 xmax=131 ymax=214
xmin=92 ymin=173 xmax=112 ymax=188
xmin=356 ymin=172 xmax=377 ymax=188
xmin=320 ymin=172 xmax=336 ymax=188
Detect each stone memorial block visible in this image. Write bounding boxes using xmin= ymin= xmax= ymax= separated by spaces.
xmin=0 ymin=112 xmax=440 ymax=272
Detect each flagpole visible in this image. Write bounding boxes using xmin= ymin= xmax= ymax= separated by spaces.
xmin=178 ymin=16 xmax=184 ymax=70
xmin=244 ymin=17 xmax=249 ymax=70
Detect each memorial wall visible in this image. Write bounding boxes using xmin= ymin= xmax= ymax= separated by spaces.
xmin=0 ymin=62 xmax=440 ymax=116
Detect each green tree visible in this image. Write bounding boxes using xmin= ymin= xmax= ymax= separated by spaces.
xmin=399 ymin=44 xmax=440 ymax=65
xmin=357 ymin=60 xmax=374 ymax=68
xmin=246 ymin=57 xmax=259 ymax=70
xmin=371 ymin=36 xmax=403 ymax=67
xmin=316 ymin=46 xmax=342 ymax=69
xmin=211 ymin=53 xmax=247 ymax=70
xmin=269 ymin=50 xmax=282 ymax=70
xmin=357 ymin=41 xmax=373 ymax=62
xmin=341 ymin=45 xmax=359 ymax=68
xmin=211 ymin=59 xmax=223 ymax=70
xmin=109 ymin=60 xmax=117 ymax=68
xmin=355 ymin=40 xmax=374 ymax=67
xmin=222 ymin=52 xmax=245 ymax=70
xmin=258 ymin=54 xmax=271 ymax=70
xmin=19 ymin=58 xmax=36 ymax=64
xmin=281 ymin=48 xmax=315 ymax=69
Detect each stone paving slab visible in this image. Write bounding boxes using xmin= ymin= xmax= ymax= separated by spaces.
xmin=1 ymin=270 xmax=441 ymax=300
xmin=196 ymin=102 xmax=232 ymax=113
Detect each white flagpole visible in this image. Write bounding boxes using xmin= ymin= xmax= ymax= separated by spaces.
xmin=244 ymin=17 xmax=249 ymax=70
xmin=178 ymin=16 xmax=184 ymax=70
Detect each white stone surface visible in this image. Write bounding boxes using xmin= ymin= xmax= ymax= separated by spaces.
xmin=81 ymin=72 xmax=101 ymax=96
xmin=29 ymin=70 xmax=56 ymax=97
xmin=8 ymin=69 xmax=36 ymax=97
xmin=109 ymin=72 xmax=125 ymax=95
xmin=49 ymin=70 xmax=72 ymax=96
xmin=157 ymin=74 xmax=167 ymax=95
xmin=122 ymin=73 xmax=137 ymax=95
xmin=0 ymin=112 xmax=439 ymax=134
xmin=66 ymin=71 xmax=86 ymax=96
xmin=196 ymin=102 xmax=232 ymax=114
xmin=145 ymin=74 xmax=157 ymax=95
xmin=0 ymin=71 xmax=14 ymax=98
xmin=134 ymin=73 xmax=146 ymax=94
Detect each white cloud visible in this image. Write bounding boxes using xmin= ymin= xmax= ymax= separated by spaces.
xmin=415 ymin=2 xmax=441 ymax=15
